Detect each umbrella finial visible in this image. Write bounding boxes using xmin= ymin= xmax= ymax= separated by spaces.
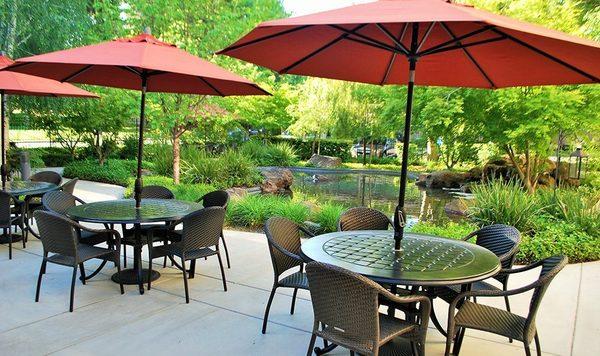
xmin=144 ymin=27 xmax=151 ymax=35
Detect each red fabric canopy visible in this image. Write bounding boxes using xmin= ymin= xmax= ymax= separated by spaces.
xmin=0 ymin=54 xmax=97 ymax=97
xmin=5 ymin=33 xmax=268 ymax=96
xmin=219 ymin=0 xmax=600 ymax=88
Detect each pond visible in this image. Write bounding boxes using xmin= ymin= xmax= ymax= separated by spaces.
xmin=288 ymin=167 xmax=468 ymax=226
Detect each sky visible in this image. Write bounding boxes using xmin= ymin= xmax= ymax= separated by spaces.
xmin=282 ymin=0 xmax=374 ymax=16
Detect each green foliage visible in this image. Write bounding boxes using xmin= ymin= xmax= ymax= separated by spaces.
xmin=181 ymin=150 xmax=262 ymax=188
xmin=125 ymin=176 xmax=215 ymax=202
xmin=409 ymin=221 xmax=479 ymax=239
xmin=311 ymin=203 xmax=346 ymax=234
xmin=269 ymin=137 xmax=352 ymax=161
xmin=119 ymin=136 xmax=140 ymax=160
xmin=8 ymin=147 xmax=75 ymax=170
xmin=63 ymin=159 xmax=143 ymax=186
xmin=239 ymin=140 xmax=299 ymax=166
xmin=226 ymin=194 xmax=310 ymax=228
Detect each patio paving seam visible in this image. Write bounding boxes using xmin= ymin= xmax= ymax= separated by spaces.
xmin=569 ymin=263 xmax=584 ymax=356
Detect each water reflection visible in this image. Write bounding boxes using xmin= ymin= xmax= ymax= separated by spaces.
xmin=291 ymin=171 xmax=464 ymax=224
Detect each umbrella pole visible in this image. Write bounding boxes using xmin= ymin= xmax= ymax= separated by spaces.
xmin=135 ymin=74 xmax=147 ymax=208
xmin=393 ymin=59 xmax=417 ymax=250
xmin=1 ymin=90 xmax=6 ymax=188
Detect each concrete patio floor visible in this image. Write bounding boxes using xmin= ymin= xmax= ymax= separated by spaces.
xmin=0 ymin=180 xmax=597 ymax=356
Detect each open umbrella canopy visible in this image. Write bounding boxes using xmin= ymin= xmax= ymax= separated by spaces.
xmin=218 ymin=0 xmax=600 ymax=248
xmin=219 ymin=0 xmax=600 ymax=88
xmin=0 ymin=54 xmax=98 ymax=97
xmin=4 ymin=33 xmax=269 ymax=96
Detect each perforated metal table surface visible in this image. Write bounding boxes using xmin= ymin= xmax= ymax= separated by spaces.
xmin=301 ymin=230 xmax=500 ymax=286
xmin=67 ymin=199 xmax=203 ymax=294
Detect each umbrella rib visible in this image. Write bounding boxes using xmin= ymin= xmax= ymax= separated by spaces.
xmin=345 ymin=37 xmax=403 ymax=54
xmin=218 ymin=25 xmax=312 ymax=53
xmin=198 ymin=77 xmax=224 ymax=96
xmin=490 ymin=28 xmax=599 ymax=82
xmin=421 ymin=36 xmax=507 ymax=56
xmin=60 ymin=64 xmax=94 ymax=82
xmin=280 ymin=24 xmax=368 ymax=74
xmin=380 ymin=24 xmax=408 ymax=85
xmin=418 ymin=25 xmax=494 ymax=56
xmin=376 ymin=24 xmax=410 ymax=55
xmin=440 ymin=22 xmax=496 ymax=88
xmin=329 ymin=25 xmax=398 ymax=54
xmin=416 ymin=22 xmax=437 ymax=53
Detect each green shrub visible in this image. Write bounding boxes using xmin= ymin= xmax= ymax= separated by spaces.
xmin=119 ymin=136 xmax=140 ymax=160
xmin=125 ymin=175 xmax=215 ymax=202
xmin=239 ymin=140 xmax=299 ymax=167
xmin=409 ymin=221 xmax=478 ymax=239
xmin=468 ymin=180 xmax=545 ymax=233
xmin=268 ymin=137 xmax=352 ymax=161
xmin=146 ymin=144 xmax=173 ymax=176
xmin=311 ymin=202 xmax=345 ymax=233
xmin=64 ymin=159 xmax=132 ymax=186
xmin=182 ymin=150 xmax=262 ymax=189
xmin=226 ymin=194 xmax=310 ymax=228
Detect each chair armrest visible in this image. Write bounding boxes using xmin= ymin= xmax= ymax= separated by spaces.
xmin=146 ymin=224 xmax=177 ymax=244
xmin=498 ymin=259 xmax=545 ymax=275
xmin=269 ymin=238 xmax=304 ymax=263
xmin=448 ymin=280 xmax=541 ymax=313
xmin=298 ymin=224 xmax=315 ymax=238
xmin=72 ymin=222 xmax=121 ymax=248
xmin=461 ymin=231 xmax=477 ymax=241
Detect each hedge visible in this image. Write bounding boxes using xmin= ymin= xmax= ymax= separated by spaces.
xmin=268 ymin=137 xmax=352 ymax=161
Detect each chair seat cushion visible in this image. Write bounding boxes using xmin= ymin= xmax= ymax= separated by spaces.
xmin=47 ymin=245 xmax=115 ymax=266
xmin=278 ymin=271 xmax=308 ymax=289
xmin=432 ymin=280 xmax=501 ymax=303
xmin=454 ymin=300 xmax=528 ymax=342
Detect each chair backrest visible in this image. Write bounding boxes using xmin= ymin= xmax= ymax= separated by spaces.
xmin=180 ymin=207 xmax=225 ymax=252
xmin=34 ymin=210 xmax=79 ymax=258
xmin=140 ymin=185 xmax=175 ymax=199
xmin=30 ymin=171 xmax=62 ymax=185
xmin=0 ymin=191 xmax=13 ymax=226
xmin=525 ymin=255 xmax=568 ymax=341
xmin=42 ymin=191 xmax=78 ymax=215
xmin=264 ymin=217 xmax=306 ymax=278
xmin=472 ymin=224 xmax=521 ymax=281
xmin=306 ymin=262 xmax=380 ymax=354
xmin=60 ymin=178 xmax=79 ymax=194
xmin=338 ymin=207 xmax=392 ymax=231
xmin=198 ymin=190 xmax=229 ymax=209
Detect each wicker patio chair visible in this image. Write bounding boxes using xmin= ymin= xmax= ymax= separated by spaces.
xmin=0 ymin=191 xmax=26 ymax=259
xmin=196 ymin=190 xmax=231 ymax=268
xmin=305 ymin=261 xmax=431 ymax=356
xmin=444 ymin=255 xmax=568 ymax=356
xmin=42 ymin=191 xmax=113 ymax=247
xmin=26 ymin=170 xmax=63 ymax=220
xmin=338 ymin=207 xmax=393 ymax=231
xmin=146 ymin=206 xmax=227 ymax=303
xmin=262 ymin=216 xmax=313 ymax=334
xmin=429 ymin=224 xmax=521 ymax=338
xmin=34 ymin=210 xmax=124 ymax=312
xmin=60 ymin=177 xmax=79 ymax=194
xmin=121 ymin=185 xmax=175 ymax=267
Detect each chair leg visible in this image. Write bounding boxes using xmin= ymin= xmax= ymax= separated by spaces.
xmin=5 ymin=228 xmax=12 ymax=260
xmin=35 ymin=259 xmax=46 ymax=302
xmin=349 ymin=351 xmax=355 ymax=356
xmin=290 ymin=287 xmax=299 ymax=315
xmin=189 ymin=259 xmax=196 ymax=279
xmin=220 ymin=231 xmax=231 ymax=268
xmin=504 ymin=295 xmax=513 ymax=343
xmin=148 ymin=253 xmax=154 ymax=291
xmin=306 ymin=333 xmax=317 ymax=356
xmin=262 ymin=286 xmax=277 ymax=334
xmin=524 ymin=343 xmax=532 ymax=356
xmin=123 ymin=244 xmax=127 ymax=268
xmin=453 ymin=327 xmax=466 ymax=356
xmin=216 ymin=253 xmax=227 ymax=292
xmin=534 ymin=333 xmax=541 ymax=356
xmin=182 ymin=257 xmax=189 ymax=303
xmin=69 ymin=266 xmax=77 ymax=312
xmin=116 ymin=255 xmax=124 ymax=295
xmin=79 ymin=263 xmax=86 ymax=285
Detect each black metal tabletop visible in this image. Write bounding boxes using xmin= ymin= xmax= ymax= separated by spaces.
xmin=66 ymin=198 xmax=203 ymax=224
xmin=301 ymin=230 xmax=500 ymax=286
xmin=1 ymin=181 xmax=58 ymax=196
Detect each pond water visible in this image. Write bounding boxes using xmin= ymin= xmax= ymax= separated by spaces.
xmin=289 ymin=168 xmax=468 ymax=225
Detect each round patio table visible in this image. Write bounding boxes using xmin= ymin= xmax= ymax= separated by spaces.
xmin=66 ymin=198 xmax=203 ymax=295
xmin=0 ymin=181 xmax=58 ymax=243
xmin=301 ymin=230 xmax=500 ymax=351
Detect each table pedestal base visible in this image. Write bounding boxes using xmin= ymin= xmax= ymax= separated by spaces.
xmin=0 ymin=233 xmax=23 ymax=244
xmin=111 ymin=269 xmax=160 ymax=285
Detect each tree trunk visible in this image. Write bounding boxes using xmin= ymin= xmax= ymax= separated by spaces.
xmin=362 ymin=139 xmax=367 ymax=166
xmin=173 ymin=133 xmax=180 ymax=185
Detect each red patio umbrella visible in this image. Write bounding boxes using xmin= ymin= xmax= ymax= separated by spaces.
xmin=4 ymin=29 xmax=269 ymax=207
xmin=218 ymin=0 xmax=600 ymax=249
xmin=0 ymin=52 xmax=98 ymax=186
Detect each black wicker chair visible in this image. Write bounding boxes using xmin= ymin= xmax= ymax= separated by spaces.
xmin=445 ymin=255 xmax=568 ymax=356
xmin=146 ymin=206 xmax=227 ymax=303
xmin=34 ymin=210 xmax=124 ymax=312
xmin=338 ymin=207 xmax=393 ymax=231
xmin=26 ymin=170 xmax=64 ymax=221
xmin=197 ymin=190 xmax=230 ymax=267
xmin=306 ymin=261 xmax=431 ymax=356
xmin=0 ymin=191 xmax=26 ymax=259
xmin=121 ymin=185 xmax=175 ymax=267
xmin=262 ymin=216 xmax=313 ymax=334
xmin=60 ymin=178 xmax=79 ymax=194
xmin=429 ymin=224 xmax=521 ymax=337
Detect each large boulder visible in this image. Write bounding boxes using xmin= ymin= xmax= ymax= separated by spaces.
xmin=416 ymin=170 xmax=468 ymax=189
xmin=261 ymin=168 xmax=294 ymax=195
xmin=308 ymin=154 xmax=342 ymax=168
